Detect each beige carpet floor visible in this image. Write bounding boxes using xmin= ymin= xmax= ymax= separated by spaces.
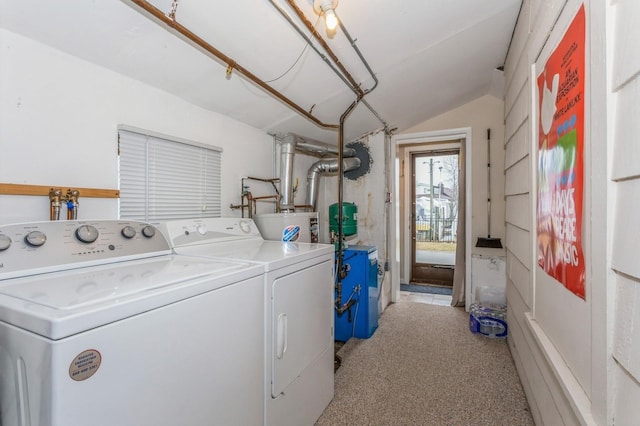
xmin=316 ymin=301 xmax=534 ymax=426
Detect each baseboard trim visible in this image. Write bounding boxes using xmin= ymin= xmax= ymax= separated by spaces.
xmin=525 ymin=312 xmax=596 ymax=425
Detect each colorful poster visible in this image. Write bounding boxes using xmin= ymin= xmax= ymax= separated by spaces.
xmin=536 ymin=5 xmax=586 ymax=299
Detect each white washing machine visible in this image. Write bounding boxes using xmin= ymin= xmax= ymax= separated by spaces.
xmin=159 ymin=218 xmax=335 ymax=426
xmin=0 ymin=220 xmax=265 ymax=426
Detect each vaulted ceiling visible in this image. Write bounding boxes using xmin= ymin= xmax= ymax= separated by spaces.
xmin=0 ymin=0 xmax=521 ymax=144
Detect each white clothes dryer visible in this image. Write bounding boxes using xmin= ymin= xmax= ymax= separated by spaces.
xmin=159 ymin=218 xmax=335 ymax=426
xmin=0 ymin=220 xmax=265 ymax=426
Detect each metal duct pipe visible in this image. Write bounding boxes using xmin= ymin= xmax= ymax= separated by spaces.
xmin=306 ymin=157 xmax=361 ymax=211
xmin=282 ymin=132 xmax=355 ymax=157
xmin=279 ymin=132 xmax=356 ymax=212
xmin=297 ymin=141 xmax=356 ymax=158
xmin=279 ymin=135 xmax=297 ymax=212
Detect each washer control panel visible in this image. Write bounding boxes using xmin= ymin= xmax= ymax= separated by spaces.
xmin=158 ymin=217 xmax=262 ymax=248
xmin=0 ymin=220 xmax=171 ymax=279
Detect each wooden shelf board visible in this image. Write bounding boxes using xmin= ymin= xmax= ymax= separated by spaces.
xmin=0 ymin=183 xmax=120 ymax=199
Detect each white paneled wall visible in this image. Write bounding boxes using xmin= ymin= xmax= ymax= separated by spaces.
xmin=505 ymin=158 xmax=530 ymax=196
xmin=503 ymin=0 xmax=606 ymax=424
xmin=505 ymin=0 xmax=640 ymax=424
xmin=505 ymin=121 xmax=530 ymax=168
xmin=610 ymin=0 xmax=640 ymax=421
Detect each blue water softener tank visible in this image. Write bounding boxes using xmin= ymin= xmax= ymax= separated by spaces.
xmin=335 ymin=246 xmax=379 ymax=342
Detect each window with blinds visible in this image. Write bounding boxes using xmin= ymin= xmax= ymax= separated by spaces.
xmin=118 ymin=127 xmax=222 ymax=221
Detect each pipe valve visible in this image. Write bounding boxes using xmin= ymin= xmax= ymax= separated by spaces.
xmin=48 ymin=188 xmax=80 ymax=220
xmin=66 ymin=189 xmax=80 ymax=220
xmin=49 ymin=189 xmax=62 ymax=221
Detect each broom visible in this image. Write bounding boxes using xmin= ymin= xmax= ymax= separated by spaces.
xmin=476 ymin=128 xmax=503 ymax=249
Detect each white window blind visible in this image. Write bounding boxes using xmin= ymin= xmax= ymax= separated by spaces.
xmin=118 ymin=128 xmax=222 ymax=221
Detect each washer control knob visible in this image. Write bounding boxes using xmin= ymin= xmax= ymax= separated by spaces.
xmin=25 ymin=230 xmax=47 ymax=247
xmin=142 ymin=225 xmax=156 ymax=238
xmin=75 ymin=225 xmax=99 ymax=244
xmin=196 ymin=225 xmax=207 ymax=236
xmin=121 ymin=225 xmax=136 ymax=239
xmin=0 ymin=234 xmax=12 ymax=251
xmin=239 ymin=220 xmax=251 ymax=233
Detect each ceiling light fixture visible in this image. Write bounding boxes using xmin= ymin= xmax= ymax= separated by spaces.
xmin=313 ymin=0 xmax=339 ymax=31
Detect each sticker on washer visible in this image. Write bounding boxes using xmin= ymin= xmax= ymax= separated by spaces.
xmin=309 ymin=217 xmax=319 ymax=243
xmin=69 ymin=349 xmax=102 ymax=381
xmin=282 ymin=226 xmax=300 ymax=242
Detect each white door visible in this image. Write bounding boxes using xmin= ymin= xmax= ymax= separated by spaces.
xmin=271 ymin=259 xmax=333 ymax=397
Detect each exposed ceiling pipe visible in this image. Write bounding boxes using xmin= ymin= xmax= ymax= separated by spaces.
xmin=279 ymin=0 xmax=390 ymax=129
xmin=306 ymin=157 xmax=360 ymax=211
xmin=335 ymin=14 xmax=378 ymax=95
xmin=127 ymin=0 xmax=338 ymax=130
xmin=282 ymin=0 xmax=364 ymax=98
xmin=335 ymin=14 xmax=389 ymax=128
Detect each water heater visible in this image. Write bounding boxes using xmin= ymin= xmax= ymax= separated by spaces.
xmin=253 ymin=212 xmax=319 ymax=243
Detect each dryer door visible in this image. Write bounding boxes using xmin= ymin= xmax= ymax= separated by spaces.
xmin=271 ymin=259 xmax=333 ymax=397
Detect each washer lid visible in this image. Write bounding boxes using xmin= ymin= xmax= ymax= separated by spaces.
xmin=0 ymin=254 xmax=262 ymax=339
xmin=174 ymin=239 xmax=334 ymax=272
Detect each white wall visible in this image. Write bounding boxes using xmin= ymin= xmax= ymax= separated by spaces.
xmin=503 ymin=1 xmax=586 ymax=423
xmin=0 ymin=28 xmax=274 ymax=224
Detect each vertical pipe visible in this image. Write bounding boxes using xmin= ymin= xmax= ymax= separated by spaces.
xmin=240 ymin=177 xmax=246 ymax=218
xmin=335 ymin=98 xmax=361 ymax=312
xmin=49 ymin=189 xmax=61 ymax=221
xmin=486 ymin=128 xmax=492 ymax=237
xmin=66 ymin=189 xmax=79 ymax=220
xmin=279 ymin=134 xmax=297 ymax=212
xmin=429 ymin=158 xmax=434 ymax=239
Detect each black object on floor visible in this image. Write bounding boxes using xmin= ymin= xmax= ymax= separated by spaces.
xmin=401 ymin=283 xmax=452 ymax=295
